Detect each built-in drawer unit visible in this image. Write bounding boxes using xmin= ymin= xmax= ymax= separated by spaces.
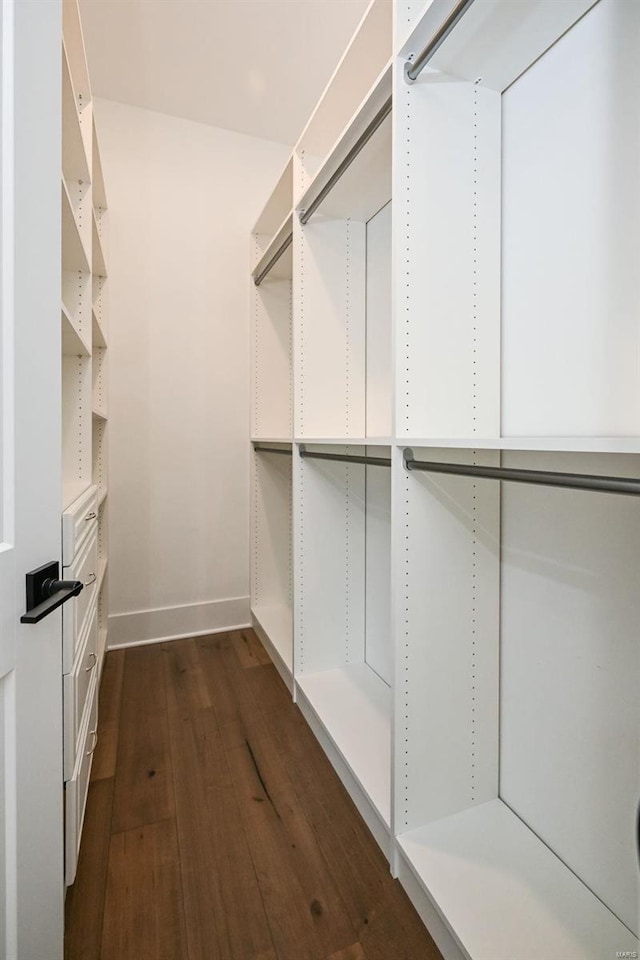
xmin=62 ymin=484 xmax=97 ymax=566
xmin=63 ymin=599 xmax=98 ymax=780
xmin=65 ymin=673 xmax=98 ymax=887
xmin=62 ymin=526 xmax=97 ymax=673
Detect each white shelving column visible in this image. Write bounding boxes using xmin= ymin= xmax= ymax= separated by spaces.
xmin=393 ymin=1 xmax=640 ymax=958
xmin=91 ymin=121 xmax=109 ymax=665
xmin=60 ymin=0 xmax=109 ymax=887
xmin=250 ymin=159 xmax=294 ymax=687
xmin=290 ymin=0 xmax=394 ymax=852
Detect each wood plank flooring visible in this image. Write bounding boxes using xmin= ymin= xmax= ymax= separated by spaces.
xmin=65 ymin=630 xmax=443 ymax=960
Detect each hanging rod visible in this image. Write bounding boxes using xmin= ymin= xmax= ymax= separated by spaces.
xmin=403 ymin=449 xmax=640 ymax=497
xmin=299 ymin=96 xmax=392 ymax=225
xmin=253 ymin=445 xmax=293 ymax=456
xmin=404 ymin=0 xmax=476 ymax=84
xmin=253 ymin=232 xmax=293 ymax=287
xmin=300 ymin=448 xmax=391 ymax=468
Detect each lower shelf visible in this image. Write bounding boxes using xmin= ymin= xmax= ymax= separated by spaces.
xmin=397 ymin=798 xmax=639 ymax=960
xmin=252 ymin=602 xmax=292 ymax=672
xmin=296 ymin=662 xmax=391 ymax=829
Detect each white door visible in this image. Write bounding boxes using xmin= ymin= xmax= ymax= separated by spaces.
xmin=0 ymin=2 xmax=64 ymax=959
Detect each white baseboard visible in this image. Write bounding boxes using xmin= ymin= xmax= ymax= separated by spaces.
xmin=107 ymin=596 xmax=251 ymax=649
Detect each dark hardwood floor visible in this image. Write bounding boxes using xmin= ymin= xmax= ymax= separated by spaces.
xmin=64 ymin=630 xmax=442 ymax=960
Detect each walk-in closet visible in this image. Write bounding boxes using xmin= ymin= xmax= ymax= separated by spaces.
xmin=2 ymin=0 xmax=638 ymax=958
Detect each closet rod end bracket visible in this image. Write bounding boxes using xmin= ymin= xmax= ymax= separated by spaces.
xmin=404 ymin=60 xmax=416 ymax=85
xmin=403 ymin=448 xmax=415 ymax=471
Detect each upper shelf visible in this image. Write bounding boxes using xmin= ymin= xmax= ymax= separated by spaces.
xmin=294 ymin=0 xmax=392 ymax=193
xmin=297 ymin=65 xmax=392 ymax=224
xmin=62 ymin=0 xmax=92 ymax=168
xmin=252 ymin=211 xmax=293 ymax=284
xmin=63 ymin=0 xmax=91 ymax=106
xmin=253 ymin=155 xmax=292 ymax=240
xmin=62 ymin=42 xmax=90 ymax=185
xmin=400 ymin=0 xmax=598 ymax=93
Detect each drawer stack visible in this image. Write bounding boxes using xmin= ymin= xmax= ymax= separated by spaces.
xmin=62 ymin=485 xmax=100 ymax=885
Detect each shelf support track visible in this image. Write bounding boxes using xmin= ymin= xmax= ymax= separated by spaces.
xmin=253 ymin=232 xmax=293 ymax=287
xmin=404 ymin=0 xmax=476 ymax=84
xmin=300 ymin=447 xmax=391 ymax=468
xmin=299 ymin=96 xmax=393 ymax=225
xmin=403 ymin=449 xmax=640 ymax=496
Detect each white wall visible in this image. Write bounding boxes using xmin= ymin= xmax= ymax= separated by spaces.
xmin=95 ymin=99 xmax=290 ymax=647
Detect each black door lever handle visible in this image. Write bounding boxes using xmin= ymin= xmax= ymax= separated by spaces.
xmin=41 ymin=578 xmax=83 ymax=599
xmin=21 ymin=561 xmax=84 ymax=624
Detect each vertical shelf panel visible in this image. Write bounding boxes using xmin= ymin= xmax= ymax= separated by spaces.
xmin=252 ymin=266 xmax=292 ymax=440
xmin=295 ymin=219 xmax=366 ymax=439
xmin=364 ymin=461 xmax=391 ymax=684
xmin=394 ymin=74 xmax=501 ymax=440
xmin=62 ymin=354 xmax=92 ymax=510
xmin=92 ymin=411 xmax=107 ymax=503
xmin=365 ymin=200 xmax=392 ymax=439
xmin=394 ymin=446 xmax=500 ymax=834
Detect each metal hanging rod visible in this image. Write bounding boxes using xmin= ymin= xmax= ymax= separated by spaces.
xmin=299 ymin=96 xmax=392 ymax=225
xmin=403 ymin=449 xmax=640 ymax=497
xmin=405 ymin=0 xmax=476 ymax=84
xmin=253 ymin=232 xmax=293 ymax=287
xmin=300 ymin=448 xmax=391 ymax=468
xmin=253 ymin=445 xmax=293 ymax=457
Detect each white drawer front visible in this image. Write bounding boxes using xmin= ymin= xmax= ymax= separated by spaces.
xmin=62 ymin=528 xmax=97 ymax=673
xmin=63 ymin=601 xmax=98 ymax=780
xmin=65 ymin=675 xmax=98 ymax=887
xmin=62 ymin=485 xmax=97 ymax=566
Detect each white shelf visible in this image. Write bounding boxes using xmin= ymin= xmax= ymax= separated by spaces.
xmin=92 ymin=210 xmax=107 ymax=278
xmin=296 ymin=437 xmax=392 ymax=447
xmin=61 ymin=303 xmax=89 ymax=357
xmin=62 ymin=41 xmax=90 ymax=185
xmin=92 ymin=306 xmax=106 ymax=348
xmin=92 ymin=123 xmax=107 ymax=211
xmin=92 ymin=407 xmax=107 ymax=422
xmin=97 ymin=487 xmax=107 ymax=508
xmin=401 ymin=437 xmax=640 ymax=455
xmin=251 ymin=210 xmax=292 ymax=282
xmin=253 ymin=155 xmax=292 ymax=239
xmin=297 ymin=64 xmax=392 ymax=223
xmin=252 ymin=603 xmax=292 ymax=671
xmin=251 ymin=437 xmax=292 ymax=445
xmin=62 ymin=179 xmax=90 ymax=274
xmin=398 ymin=799 xmax=639 ymax=960
xmin=297 ymin=663 xmax=391 ymax=827
xmin=294 ymin=0 xmax=392 ymax=201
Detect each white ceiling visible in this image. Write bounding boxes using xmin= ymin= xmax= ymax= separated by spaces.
xmin=79 ymin=0 xmax=370 ymax=146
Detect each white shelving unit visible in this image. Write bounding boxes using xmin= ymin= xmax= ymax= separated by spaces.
xmin=250 ymin=0 xmax=640 ymax=957
xmin=61 ymin=0 xmax=109 ymax=887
